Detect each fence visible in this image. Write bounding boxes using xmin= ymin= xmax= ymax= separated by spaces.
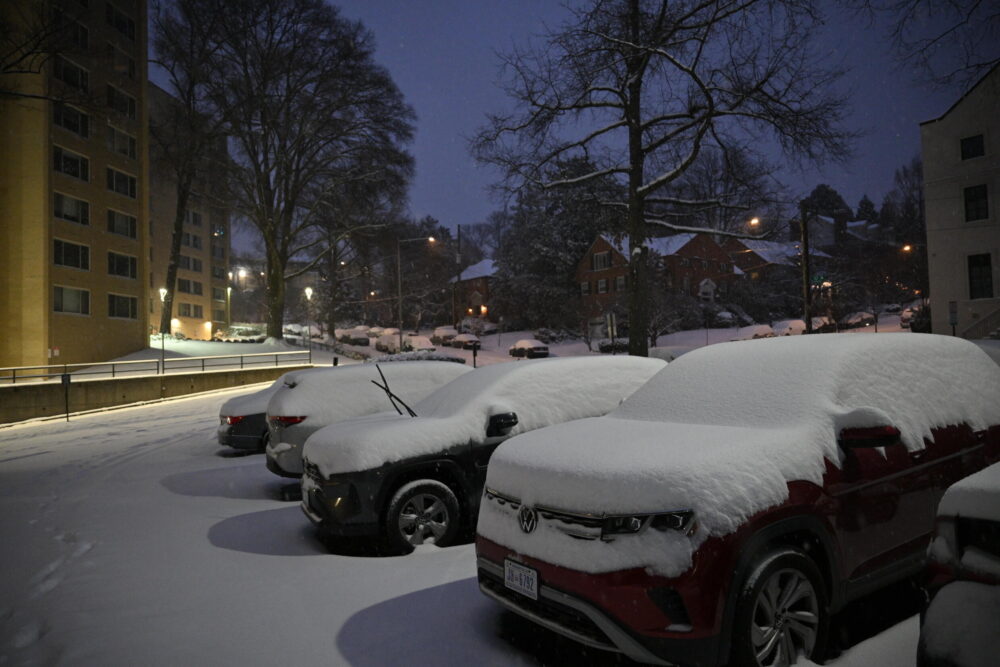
xmin=0 ymin=350 xmax=313 ymax=385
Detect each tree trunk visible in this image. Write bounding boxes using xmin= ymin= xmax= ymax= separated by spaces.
xmin=625 ymin=0 xmax=648 ymax=357
xmin=265 ymin=245 xmax=285 ymax=340
xmin=159 ymin=178 xmax=192 ymax=334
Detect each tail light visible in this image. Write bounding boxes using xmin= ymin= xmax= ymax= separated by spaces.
xmin=223 ymin=415 xmax=245 ymax=426
xmin=270 ymin=415 xmax=307 ymax=426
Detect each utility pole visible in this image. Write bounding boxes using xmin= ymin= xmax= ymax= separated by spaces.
xmin=799 ymin=202 xmax=813 ymax=334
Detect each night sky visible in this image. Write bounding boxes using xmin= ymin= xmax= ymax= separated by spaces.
xmin=331 ymin=0 xmax=960 ymax=232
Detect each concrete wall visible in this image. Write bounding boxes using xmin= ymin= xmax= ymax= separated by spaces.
xmin=0 ymin=365 xmax=313 ymax=424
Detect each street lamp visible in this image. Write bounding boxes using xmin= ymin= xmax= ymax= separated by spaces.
xmin=749 ymin=217 xmax=760 ymax=228
xmin=158 ymin=288 xmax=167 ymax=373
xmin=397 ymin=236 xmax=435 ymax=351
xmin=304 ymin=286 xmax=313 ymax=354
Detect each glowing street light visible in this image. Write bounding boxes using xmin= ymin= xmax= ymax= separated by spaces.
xmin=303 ymin=287 xmax=313 ymax=353
xmin=158 ymin=288 xmax=167 ymax=373
xmin=749 ymin=217 xmax=760 ymax=227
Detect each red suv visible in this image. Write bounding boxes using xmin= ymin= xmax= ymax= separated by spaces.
xmin=475 ymin=335 xmax=1000 ymax=666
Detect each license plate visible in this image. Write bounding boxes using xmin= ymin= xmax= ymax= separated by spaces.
xmin=504 ymin=559 xmax=538 ymax=600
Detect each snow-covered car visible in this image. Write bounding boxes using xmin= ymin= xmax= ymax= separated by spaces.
xmin=773 ymin=319 xmax=805 ymax=335
xmin=475 ymin=334 xmax=1000 ymax=667
xmin=451 ymin=333 xmax=480 ymax=349
xmin=217 ymin=370 xmax=324 ymax=450
xmin=648 ymin=345 xmax=696 ymax=362
xmin=901 ymin=307 xmax=920 ymax=328
xmin=508 ymin=339 xmax=548 ymax=358
xmin=432 ymin=326 xmax=458 ymax=344
xmin=264 ymin=361 xmax=471 ymax=478
xmin=885 ymin=303 xmax=902 ymax=313
xmin=917 ymin=462 xmax=1000 ymax=667
xmin=840 ymin=311 xmax=876 ymax=329
xmin=300 ymin=355 xmax=666 ymax=554
xmin=406 ymin=335 xmax=436 ymax=352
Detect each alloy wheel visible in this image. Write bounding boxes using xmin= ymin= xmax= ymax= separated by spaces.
xmin=750 ymin=567 xmax=820 ymax=666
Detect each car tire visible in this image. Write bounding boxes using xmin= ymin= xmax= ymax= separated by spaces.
xmin=730 ymin=548 xmax=829 ymax=667
xmin=259 ymin=430 xmax=270 ymax=453
xmin=384 ymin=480 xmax=461 ymax=554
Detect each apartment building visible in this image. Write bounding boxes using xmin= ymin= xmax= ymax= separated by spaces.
xmin=0 ymin=0 xmax=149 ymax=368
xmin=921 ymin=64 xmax=1000 ymax=337
xmin=147 ymin=84 xmax=230 ymax=340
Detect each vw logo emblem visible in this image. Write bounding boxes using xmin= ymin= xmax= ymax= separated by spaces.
xmin=518 ymin=506 xmax=538 ymax=534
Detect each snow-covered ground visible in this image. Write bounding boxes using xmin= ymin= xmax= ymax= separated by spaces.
xmin=1 ymin=381 xmax=923 ymax=665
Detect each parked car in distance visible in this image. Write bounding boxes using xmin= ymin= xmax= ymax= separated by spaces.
xmin=917 ymin=461 xmax=1000 ymax=667
xmin=432 ymin=326 xmax=458 ymax=345
xmin=840 ymin=311 xmax=876 ymax=329
xmin=300 ymin=355 xmax=666 ymax=554
xmin=509 ymin=339 xmax=548 ymax=358
xmin=217 ymin=370 xmax=323 ymax=450
xmin=265 ymin=361 xmax=472 ymax=478
xmin=451 ymin=333 xmax=480 ymax=349
xmin=901 ymin=306 xmax=920 ymax=328
xmin=476 ymin=334 xmax=1000 ymax=667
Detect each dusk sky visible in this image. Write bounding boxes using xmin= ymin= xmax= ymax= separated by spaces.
xmin=331 ymin=0 xmax=961 ymax=233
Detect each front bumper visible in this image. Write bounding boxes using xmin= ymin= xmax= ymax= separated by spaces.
xmin=476 ymin=538 xmax=725 ymax=667
xmin=299 ymin=465 xmax=381 ymax=537
xmin=265 ymin=441 xmax=303 ymax=477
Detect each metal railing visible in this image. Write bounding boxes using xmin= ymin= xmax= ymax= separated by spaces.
xmin=0 ymin=350 xmax=313 ymax=384
xmin=960 ymin=306 xmax=1000 ymax=340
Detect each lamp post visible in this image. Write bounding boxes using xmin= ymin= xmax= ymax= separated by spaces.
xmin=798 ymin=203 xmax=813 ymax=334
xmin=396 ymin=236 xmax=435 ymax=351
xmin=158 ymin=288 xmax=167 ymax=373
xmin=304 ymin=286 xmax=313 ymax=355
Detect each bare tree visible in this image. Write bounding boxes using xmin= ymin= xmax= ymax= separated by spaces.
xmin=474 ymin=0 xmax=854 ymax=355
xmin=848 ymin=0 xmax=1000 ymax=87
xmin=213 ymin=0 xmax=415 ymax=339
xmin=1 ymin=0 xmax=90 ymax=101
xmin=149 ymin=0 xmax=232 ymax=335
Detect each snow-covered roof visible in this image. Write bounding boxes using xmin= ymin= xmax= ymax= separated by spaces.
xmin=736 ymin=239 xmax=801 ymax=266
xmin=602 ymin=233 xmax=696 ymax=258
xmin=219 ymin=369 xmax=327 ymax=417
xmin=478 ymin=334 xmax=1000 ymax=576
xmin=452 ymin=258 xmax=496 ymax=282
xmin=303 ymin=355 xmax=666 ymax=477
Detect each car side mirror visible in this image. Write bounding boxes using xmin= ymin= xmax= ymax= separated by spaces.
xmin=486 ymin=412 xmax=518 ymax=438
xmin=838 ymin=425 xmax=901 ymax=449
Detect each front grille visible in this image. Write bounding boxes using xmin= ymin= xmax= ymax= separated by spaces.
xmin=479 ymin=567 xmax=616 ymax=649
xmin=303 ymin=461 xmax=323 ymax=485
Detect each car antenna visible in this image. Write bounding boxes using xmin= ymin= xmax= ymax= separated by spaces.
xmin=370 ymin=364 xmax=417 ymax=417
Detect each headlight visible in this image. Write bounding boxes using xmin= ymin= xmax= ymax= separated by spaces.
xmin=601 ymin=510 xmax=696 ymax=539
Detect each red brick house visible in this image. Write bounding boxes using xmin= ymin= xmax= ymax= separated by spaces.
xmin=452 ymin=259 xmax=495 ymax=319
xmin=576 ymin=233 xmax=737 ymax=329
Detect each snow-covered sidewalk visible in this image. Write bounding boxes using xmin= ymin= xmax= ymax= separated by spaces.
xmin=0 ymin=386 xmax=919 ymax=665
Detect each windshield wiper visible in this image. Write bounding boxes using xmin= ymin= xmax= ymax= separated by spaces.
xmin=370 ymin=364 xmax=417 ymax=417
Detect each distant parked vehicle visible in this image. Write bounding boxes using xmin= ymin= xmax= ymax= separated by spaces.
xmin=840 ymin=311 xmax=876 ymax=329
xmin=264 ymin=361 xmax=471 ymax=478
xmin=476 ymin=334 xmax=1000 ymax=667
xmin=451 ymin=333 xmax=480 ymax=349
xmin=509 ymin=339 xmax=548 ymax=358
xmin=300 ymin=355 xmax=666 ymax=554
xmin=901 ymin=307 xmax=920 ymax=328
xmin=918 ymin=462 xmax=1000 ymax=667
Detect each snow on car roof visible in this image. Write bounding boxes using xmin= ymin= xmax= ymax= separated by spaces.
xmin=266 ymin=361 xmax=470 ymax=422
xmin=479 ymin=334 xmax=1000 ymax=576
xmin=938 ymin=461 xmax=1000 ymax=522
xmin=512 ymin=339 xmax=546 ymax=348
xmin=219 ymin=367 xmax=327 ymax=417
xmin=304 ymin=355 xmax=665 ymax=477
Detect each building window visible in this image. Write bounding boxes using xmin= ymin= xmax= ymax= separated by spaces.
xmin=181 ymin=233 xmax=202 ymax=250
xmin=964 ymin=184 xmax=989 ymax=221
xmin=53 ymin=146 xmax=89 ymax=181
xmin=106 ymin=42 xmax=135 ymax=78
xmin=53 ymin=56 xmax=88 ymax=92
xmin=106 ymin=125 xmax=136 ymax=159
xmin=961 ymin=134 xmax=985 ymax=160
xmin=106 ymin=84 xmax=136 ymax=119
xmin=591 ymin=251 xmax=611 ymax=270
xmin=720 ymin=262 xmax=729 ymax=272
xmin=969 ymin=253 xmax=994 ymax=300
xmin=105 ymin=2 xmax=135 ymax=41
xmin=107 ymin=209 xmax=137 ymax=238
xmin=54 ymin=286 xmax=90 ymax=314
xmin=615 ymin=275 xmax=626 ymax=292
xmin=212 ymin=287 xmax=225 ymax=301
xmin=106 ymin=167 xmax=137 ymax=198
xmin=177 ymin=279 xmax=203 ymax=295
xmin=54 ymin=12 xmax=89 ymax=49
xmin=53 ymin=103 xmax=89 ymax=138
xmin=54 ymin=193 xmax=89 ymax=225
xmin=580 ymin=281 xmax=590 ymax=295
xmin=597 ymin=278 xmax=608 ymax=294
xmin=679 ymin=257 xmax=691 ymax=267
xmin=53 ymin=239 xmax=89 ymax=270
xmin=211 ymin=265 xmax=226 ymax=280
xmin=178 ymin=303 xmax=203 ymax=318
xmin=211 ymin=243 xmax=225 ymax=260
xmin=107 ymin=251 xmax=137 ymax=278
xmin=179 ymin=255 xmax=203 ymax=272
xmin=213 ymin=308 xmax=226 ymax=322
xmin=108 ymin=293 xmax=138 ymax=319
xmin=185 ymin=210 xmax=202 ymax=227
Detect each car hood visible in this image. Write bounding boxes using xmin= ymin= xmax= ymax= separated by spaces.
xmin=302 ymin=412 xmax=489 ymax=478
xmin=483 ymin=416 xmax=830 ymax=537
